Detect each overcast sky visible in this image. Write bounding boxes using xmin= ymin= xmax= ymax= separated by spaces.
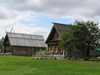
xmin=0 ymin=0 xmax=100 ymax=39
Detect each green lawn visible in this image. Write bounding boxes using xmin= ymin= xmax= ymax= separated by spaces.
xmin=0 ymin=56 xmax=100 ymax=75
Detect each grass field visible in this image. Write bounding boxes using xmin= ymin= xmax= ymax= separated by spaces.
xmin=0 ymin=56 xmax=100 ymax=75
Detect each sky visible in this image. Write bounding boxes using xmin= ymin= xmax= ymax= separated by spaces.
xmin=0 ymin=0 xmax=100 ymax=40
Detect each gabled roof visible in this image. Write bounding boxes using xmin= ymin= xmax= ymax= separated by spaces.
xmin=54 ymin=23 xmax=71 ymax=35
xmin=45 ymin=23 xmax=71 ymax=43
xmin=5 ymin=32 xmax=47 ymax=47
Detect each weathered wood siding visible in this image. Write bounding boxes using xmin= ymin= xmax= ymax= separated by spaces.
xmin=52 ymin=31 xmax=59 ymax=40
xmin=46 ymin=26 xmax=62 ymax=55
xmin=5 ymin=47 xmax=11 ymax=53
xmin=12 ymin=46 xmax=44 ymax=56
xmin=4 ymin=33 xmax=46 ymax=56
xmin=48 ymin=44 xmax=62 ymax=54
xmin=13 ymin=46 xmax=28 ymax=56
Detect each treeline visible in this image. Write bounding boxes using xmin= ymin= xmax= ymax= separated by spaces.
xmin=0 ymin=37 xmax=4 ymax=53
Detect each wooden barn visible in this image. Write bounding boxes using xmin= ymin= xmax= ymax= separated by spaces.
xmin=3 ymin=32 xmax=46 ymax=56
xmin=45 ymin=23 xmax=71 ymax=55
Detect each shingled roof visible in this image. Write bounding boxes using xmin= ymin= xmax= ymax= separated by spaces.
xmin=4 ymin=32 xmax=47 ymax=47
xmin=54 ymin=23 xmax=71 ymax=36
xmin=45 ymin=23 xmax=71 ymax=43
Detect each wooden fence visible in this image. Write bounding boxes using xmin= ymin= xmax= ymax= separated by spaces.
xmin=32 ymin=54 xmax=65 ymax=59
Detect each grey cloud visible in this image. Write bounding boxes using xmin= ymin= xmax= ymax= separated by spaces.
xmin=1 ymin=0 xmax=100 ymax=18
xmin=0 ymin=11 xmax=8 ymax=19
xmin=0 ymin=8 xmax=18 ymax=19
xmin=0 ymin=0 xmax=27 ymax=4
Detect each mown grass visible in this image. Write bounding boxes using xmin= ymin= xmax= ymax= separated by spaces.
xmin=0 ymin=56 xmax=100 ymax=75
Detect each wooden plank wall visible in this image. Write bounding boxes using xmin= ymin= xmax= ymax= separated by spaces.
xmin=13 ymin=46 xmax=27 ymax=56
xmin=12 ymin=46 xmax=44 ymax=56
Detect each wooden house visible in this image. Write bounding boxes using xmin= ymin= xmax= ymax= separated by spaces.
xmin=45 ymin=23 xmax=71 ymax=55
xmin=3 ymin=32 xmax=46 ymax=56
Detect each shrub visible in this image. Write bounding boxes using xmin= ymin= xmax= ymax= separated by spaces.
xmin=84 ymin=57 xmax=89 ymax=61
xmin=36 ymin=49 xmax=46 ymax=55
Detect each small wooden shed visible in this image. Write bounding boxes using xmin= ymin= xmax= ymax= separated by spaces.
xmin=3 ymin=32 xmax=46 ymax=56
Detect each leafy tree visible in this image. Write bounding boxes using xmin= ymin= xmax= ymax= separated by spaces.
xmin=73 ymin=20 xmax=100 ymax=55
xmin=70 ymin=21 xmax=90 ymax=52
xmin=59 ymin=32 xmax=74 ymax=57
xmin=59 ymin=20 xmax=100 ymax=57
xmin=0 ymin=37 xmax=4 ymax=53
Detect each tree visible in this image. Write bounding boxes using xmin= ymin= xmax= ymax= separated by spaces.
xmin=70 ymin=21 xmax=90 ymax=52
xmin=59 ymin=32 xmax=74 ymax=57
xmin=59 ymin=20 xmax=100 ymax=57
xmin=72 ymin=20 xmax=100 ymax=55
xmin=0 ymin=37 xmax=4 ymax=53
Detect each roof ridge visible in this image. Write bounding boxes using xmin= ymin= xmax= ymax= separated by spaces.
xmin=7 ymin=32 xmax=43 ymax=37
xmin=52 ymin=22 xmax=70 ymax=26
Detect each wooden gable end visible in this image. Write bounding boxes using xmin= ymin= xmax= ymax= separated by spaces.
xmin=46 ymin=26 xmax=60 ymax=44
xmin=50 ymin=28 xmax=59 ymax=40
xmin=4 ymin=35 xmax=10 ymax=45
xmin=46 ymin=23 xmax=71 ymax=44
xmin=4 ymin=34 xmax=11 ymax=53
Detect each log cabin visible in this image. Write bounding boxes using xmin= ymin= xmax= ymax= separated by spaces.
xmin=45 ymin=23 xmax=71 ymax=55
xmin=3 ymin=32 xmax=46 ymax=56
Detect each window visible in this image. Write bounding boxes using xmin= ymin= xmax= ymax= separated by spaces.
xmin=49 ymin=46 xmax=52 ymax=51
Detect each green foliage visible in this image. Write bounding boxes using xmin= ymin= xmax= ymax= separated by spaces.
xmin=59 ymin=31 xmax=74 ymax=57
xmin=84 ymin=56 xmax=89 ymax=61
xmin=59 ymin=32 xmax=73 ymax=56
xmin=36 ymin=49 xmax=46 ymax=55
xmin=70 ymin=25 xmax=88 ymax=51
xmin=36 ymin=48 xmax=52 ymax=55
xmin=59 ymin=20 xmax=100 ymax=56
xmin=59 ymin=32 xmax=70 ymax=51
xmin=0 ymin=37 xmax=4 ymax=53
xmin=72 ymin=20 xmax=100 ymax=51
xmin=47 ymin=50 xmax=53 ymax=55
xmin=0 ymin=53 xmax=4 ymax=56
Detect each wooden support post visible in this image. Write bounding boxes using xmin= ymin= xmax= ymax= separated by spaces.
xmin=47 ymin=44 xmax=49 ymax=53
xmin=35 ymin=47 xmax=37 ymax=55
xmin=31 ymin=48 xmax=32 ymax=56
xmin=52 ymin=45 xmax=54 ymax=53
xmin=27 ymin=47 xmax=29 ymax=56
xmin=49 ymin=45 xmax=50 ymax=52
xmin=32 ymin=48 xmax=33 ymax=55
xmin=4 ymin=44 xmax=5 ymax=53
xmin=36 ymin=47 xmax=37 ymax=53
xmin=10 ymin=45 xmax=12 ymax=55
xmin=11 ymin=46 xmax=13 ymax=55
xmin=57 ymin=46 xmax=58 ymax=53
xmin=32 ymin=48 xmax=34 ymax=55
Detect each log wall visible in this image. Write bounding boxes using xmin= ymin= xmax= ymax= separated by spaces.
xmin=48 ymin=44 xmax=62 ymax=54
xmin=13 ymin=46 xmax=28 ymax=56
xmin=5 ymin=47 xmax=11 ymax=52
xmin=12 ymin=46 xmax=44 ymax=56
xmin=51 ymin=31 xmax=59 ymax=40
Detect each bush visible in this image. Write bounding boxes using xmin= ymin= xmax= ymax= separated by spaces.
xmin=47 ymin=50 xmax=53 ymax=55
xmin=36 ymin=49 xmax=46 ymax=55
xmin=0 ymin=53 xmax=4 ymax=56
xmin=84 ymin=57 xmax=89 ymax=61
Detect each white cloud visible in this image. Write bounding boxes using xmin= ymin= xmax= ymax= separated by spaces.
xmin=0 ymin=10 xmax=49 ymax=39
xmin=13 ymin=24 xmax=50 ymax=40
xmin=0 ymin=0 xmax=100 ymax=39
